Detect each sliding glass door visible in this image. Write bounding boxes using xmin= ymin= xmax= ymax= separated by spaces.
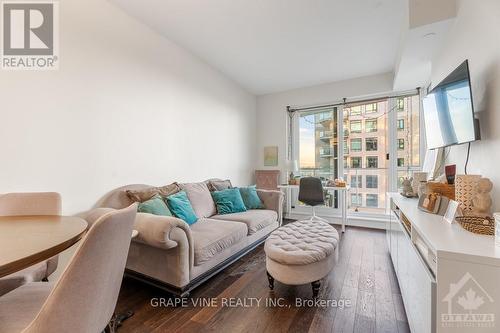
xmin=290 ymin=92 xmax=422 ymax=218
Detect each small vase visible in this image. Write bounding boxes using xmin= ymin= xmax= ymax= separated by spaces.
xmin=412 ymin=172 xmax=428 ymax=196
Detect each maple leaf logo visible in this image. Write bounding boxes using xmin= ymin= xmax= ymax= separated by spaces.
xmin=457 ymin=288 xmax=484 ymax=312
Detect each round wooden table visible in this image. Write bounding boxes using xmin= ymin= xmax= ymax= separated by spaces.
xmin=0 ymin=215 xmax=88 ymax=278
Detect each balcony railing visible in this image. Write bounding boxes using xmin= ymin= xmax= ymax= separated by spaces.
xmin=319 ymin=148 xmax=334 ymax=157
xmin=318 ymin=130 xmax=333 ymax=140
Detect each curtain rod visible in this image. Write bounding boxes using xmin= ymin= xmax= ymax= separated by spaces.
xmin=287 ymin=88 xmax=420 ymax=113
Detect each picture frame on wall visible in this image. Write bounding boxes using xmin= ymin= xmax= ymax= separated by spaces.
xmin=264 ymin=146 xmax=278 ymax=166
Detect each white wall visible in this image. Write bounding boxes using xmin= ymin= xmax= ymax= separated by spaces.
xmin=0 ymin=0 xmax=257 ymax=215
xmin=255 ymin=72 xmax=394 ymax=173
xmin=430 ymin=0 xmax=500 ymax=211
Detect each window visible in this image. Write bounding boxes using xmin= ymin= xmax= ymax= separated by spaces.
xmin=398 ymin=139 xmax=405 ymax=150
xmin=351 ymin=138 xmax=362 ymax=152
xmin=366 ymin=156 xmax=378 ymax=168
xmin=350 ymin=120 xmax=362 ymax=133
xmin=366 ymin=194 xmax=378 ymax=207
xmin=350 ymin=106 xmax=361 ymax=116
xmin=293 ymin=93 xmax=421 ymax=216
xmin=397 ymin=119 xmax=405 ymax=130
xmin=365 ymin=119 xmax=377 ymax=132
xmin=397 ymin=98 xmax=404 ymax=111
xmin=365 ymin=103 xmax=377 ymax=113
xmin=366 ymin=137 xmax=378 ymax=151
xmin=366 ymin=175 xmax=378 ymax=189
xmin=351 ymin=175 xmax=362 ymax=188
xmin=351 ymin=193 xmax=362 ymax=206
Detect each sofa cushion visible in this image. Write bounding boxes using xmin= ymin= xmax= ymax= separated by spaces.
xmin=239 ymin=186 xmax=264 ymax=209
xmin=180 ymin=182 xmax=216 ymax=218
xmin=126 ymin=183 xmax=180 ymax=203
xmin=207 ymin=179 xmax=232 ymax=192
xmin=191 ymin=219 xmax=248 ymax=265
xmin=211 ymin=188 xmax=247 ymax=215
xmin=137 ymin=195 xmax=172 ymax=216
xmin=211 ymin=209 xmax=277 ymax=235
xmin=166 ymin=191 xmax=198 ymax=225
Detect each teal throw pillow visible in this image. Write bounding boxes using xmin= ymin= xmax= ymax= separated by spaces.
xmin=239 ymin=185 xmax=264 ymax=209
xmin=137 ymin=195 xmax=172 ymax=216
xmin=211 ymin=188 xmax=247 ymax=215
xmin=166 ymin=191 xmax=198 ymax=225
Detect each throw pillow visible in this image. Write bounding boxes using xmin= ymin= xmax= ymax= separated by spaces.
xmin=239 ymin=185 xmax=264 ymax=209
xmin=179 ymin=182 xmax=216 ymax=218
xmin=211 ymin=188 xmax=247 ymax=215
xmin=207 ymin=179 xmax=233 ymax=192
xmin=137 ymin=195 xmax=172 ymax=216
xmin=126 ymin=183 xmax=180 ymax=202
xmin=166 ymin=191 xmax=198 ymax=225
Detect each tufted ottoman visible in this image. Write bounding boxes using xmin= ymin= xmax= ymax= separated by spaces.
xmin=264 ymin=220 xmax=339 ymax=297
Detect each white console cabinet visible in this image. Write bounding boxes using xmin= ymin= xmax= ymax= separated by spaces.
xmin=387 ymin=193 xmax=500 ymax=333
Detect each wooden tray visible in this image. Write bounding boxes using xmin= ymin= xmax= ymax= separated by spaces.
xmin=427 ymin=182 xmax=455 ymax=200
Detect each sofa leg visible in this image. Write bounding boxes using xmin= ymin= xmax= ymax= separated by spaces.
xmin=311 ymin=280 xmax=320 ymax=298
xmin=42 ymin=277 xmax=48 ymax=282
xmin=266 ymin=271 xmax=274 ymax=290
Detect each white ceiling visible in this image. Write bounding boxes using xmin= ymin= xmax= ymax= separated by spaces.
xmin=111 ymin=0 xmax=407 ymax=95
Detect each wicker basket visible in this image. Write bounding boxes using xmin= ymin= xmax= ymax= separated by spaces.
xmin=456 ymin=216 xmax=494 ymax=235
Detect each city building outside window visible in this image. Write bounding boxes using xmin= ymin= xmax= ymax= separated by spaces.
xmin=365 ymin=119 xmax=377 ymax=132
xmin=397 ymin=119 xmax=404 ymax=130
xmin=397 ymin=158 xmax=405 ymax=167
xmin=350 ymin=106 xmax=361 ymax=116
xmin=351 ymin=138 xmax=362 ymax=152
xmin=366 ymin=194 xmax=378 ymax=207
xmin=398 ymin=138 xmax=405 ymax=150
xmin=397 ymin=98 xmax=404 ymax=111
xmin=366 ymin=175 xmax=378 ymax=189
xmin=365 ymin=103 xmax=377 ymax=113
xmin=351 ymin=175 xmax=362 ymax=188
xmin=350 ymin=120 xmax=362 ymax=133
xmin=366 ymin=156 xmax=378 ymax=168
xmin=366 ymin=137 xmax=378 ymax=151
xmin=351 ymin=157 xmax=361 ymax=168
xmin=351 ymin=193 xmax=362 ymax=206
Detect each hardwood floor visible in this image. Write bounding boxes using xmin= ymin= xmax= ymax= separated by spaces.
xmin=115 ymin=226 xmax=409 ymax=333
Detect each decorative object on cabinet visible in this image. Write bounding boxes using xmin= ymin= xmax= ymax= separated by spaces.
xmin=471 ymin=177 xmax=493 ymax=217
xmin=443 ymin=200 xmax=459 ymax=224
xmin=445 ymin=164 xmax=456 ymax=184
xmin=455 ymin=215 xmax=494 ymax=235
xmin=418 ymin=181 xmax=427 ymax=198
xmin=412 ymin=172 xmax=428 ymax=196
xmin=264 ymin=146 xmax=279 ymax=166
xmin=418 ymin=193 xmax=450 ymax=215
xmin=455 ymin=174 xmax=481 ymax=215
xmin=401 ymin=177 xmax=415 ymax=197
xmin=426 ymin=182 xmax=455 ymax=200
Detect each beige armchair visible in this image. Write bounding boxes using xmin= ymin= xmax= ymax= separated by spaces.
xmin=0 ymin=193 xmax=62 ymax=296
xmin=0 ymin=204 xmax=137 ymax=333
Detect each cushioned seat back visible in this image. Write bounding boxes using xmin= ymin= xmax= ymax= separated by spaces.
xmin=298 ymin=177 xmax=324 ymax=206
xmin=23 ymin=204 xmax=137 ymax=333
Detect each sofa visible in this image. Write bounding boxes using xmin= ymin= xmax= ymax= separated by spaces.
xmin=86 ymin=180 xmax=283 ymax=297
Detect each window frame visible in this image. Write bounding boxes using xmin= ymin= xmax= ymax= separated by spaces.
xmin=365 ymin=137 xmax=378 ymax=151
xmin=350 ymin=120 xmax=362 ymax=133
xmin=366 ymin=156 xmax=378 ymax=168
xmin=350 ymin=138 xmax=362 ymax=152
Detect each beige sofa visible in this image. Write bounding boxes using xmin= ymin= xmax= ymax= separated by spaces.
xmin=88 ymin=182 xmax=283 ymax=297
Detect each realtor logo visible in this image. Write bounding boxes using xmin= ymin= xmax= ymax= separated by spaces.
xmin=1 ymin=1 xmax=59 ymax=70
xmin=441 ymin=272 xmax=495 ymax=328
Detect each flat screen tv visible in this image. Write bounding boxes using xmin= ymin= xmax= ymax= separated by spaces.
xmin=422 ymin=60 xmax=479 ymax=150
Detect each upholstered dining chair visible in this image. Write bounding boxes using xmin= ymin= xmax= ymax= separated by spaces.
xmin=0 ymin=204 xmax=137 ymax=333
xmin=0 ymin=192 xmax=62 ymax=296
xmin=298 ymin=177 xmax=329 ymax=223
